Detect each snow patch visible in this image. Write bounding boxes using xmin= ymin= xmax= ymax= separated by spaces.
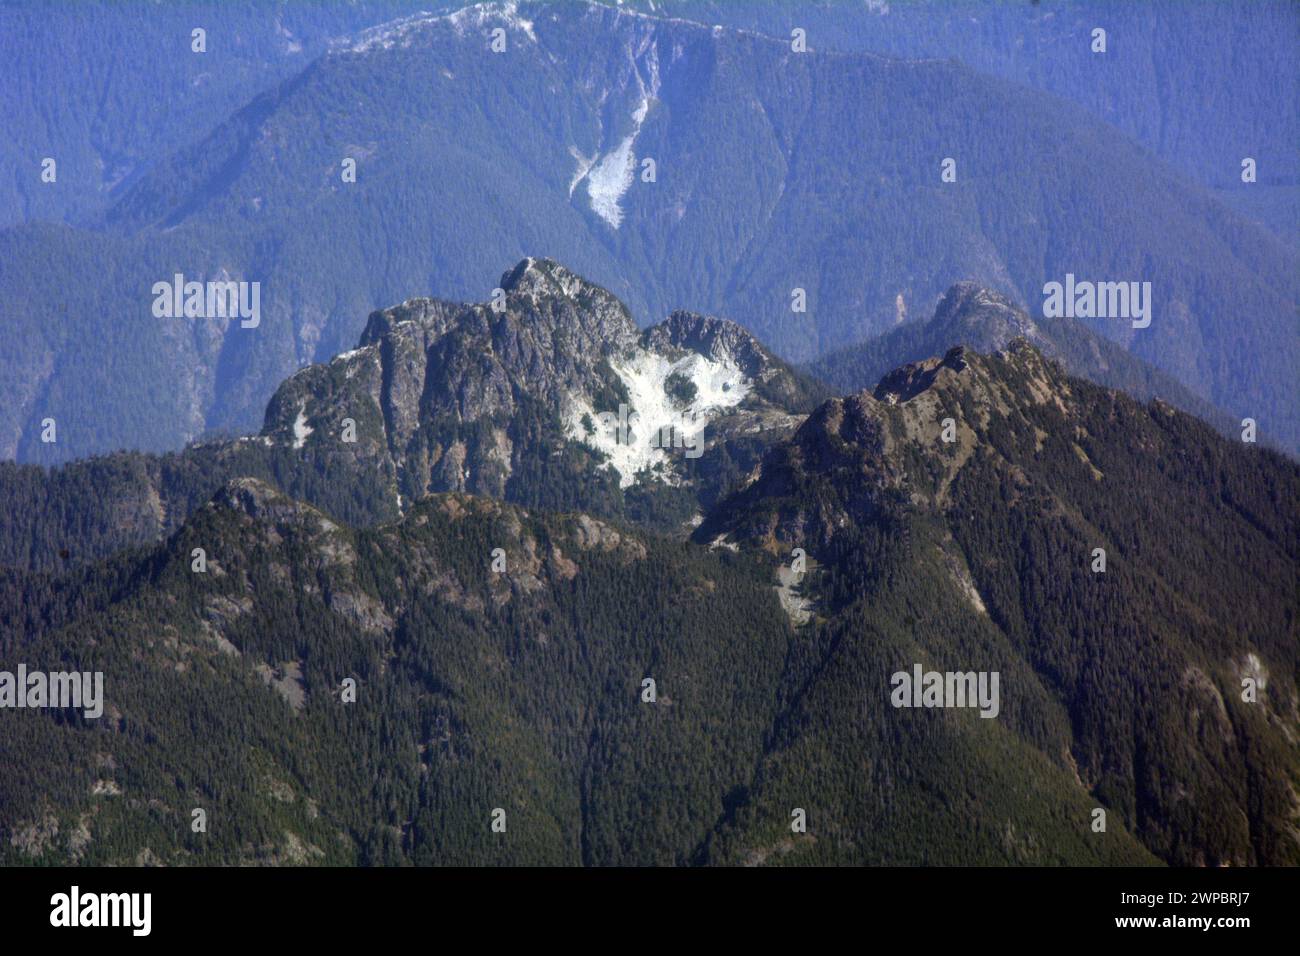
xmin=450 ymin=1 xmax=536 ymax=41
xmin=330 ymin=345 xmax=377 ymax=379
xmin=292 ymin=405 xmax=313 ymax=449
xmin=342 ymin=2 xmax=536 ymax=54
xmin=275 ymin=20 xmax=304 ymax=54
xmin=585 ymin=136 xmax=637 ymax=228
xmin=566 ymin=348 xmax=750 ymax=488
xmin=572 ymin=36 xmax=661 ymax=229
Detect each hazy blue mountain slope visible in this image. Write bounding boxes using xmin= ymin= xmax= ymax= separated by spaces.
xmin=8 ymin=0 xmax=1293 ymax=241
xmin=615 ymin=0 xmax=1299 ymax=246
xmin=4 ymin=1 xmax=1297 ymax=465
xmin=0 ymin=0 xmax=444 ymax=229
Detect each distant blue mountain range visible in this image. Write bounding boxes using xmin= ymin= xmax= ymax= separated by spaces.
xmin=1 ymin=0 xmax=1295 ymax=463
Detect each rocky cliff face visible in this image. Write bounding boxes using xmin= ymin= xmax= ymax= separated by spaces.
xmin=0 ymin=257 xmax=826 ymax=574
xmin=261 ymin=257 xmax=822 ymax=521
xmin=700 ymin=341 xmax=1069 ymax=553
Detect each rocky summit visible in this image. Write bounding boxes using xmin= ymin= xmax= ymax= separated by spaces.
xmin=261 ymin=257 xmax=823 ymax=522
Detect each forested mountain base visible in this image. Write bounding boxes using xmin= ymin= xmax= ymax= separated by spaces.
xmin=2 ymin=341 xmax=1294 ymax=866
xmin=1 ymin=484 xmax=796 ymax=865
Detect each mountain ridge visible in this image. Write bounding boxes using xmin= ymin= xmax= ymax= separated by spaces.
xmin=0 ymin=259 xmax=824 ymax=572
xmin=5 ymin=0 xmax=1295 ymax=463
xmin=804 ymin=281 xmax=1244 ymax=444
xmin=4 ymin=324 xmax=1294 ymax=865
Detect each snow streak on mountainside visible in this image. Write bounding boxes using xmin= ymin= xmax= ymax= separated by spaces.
xmin=570 ymin=8 xmax=662 ymax=227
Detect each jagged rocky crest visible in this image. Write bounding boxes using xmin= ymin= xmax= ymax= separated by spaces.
xmin=701 ymin=340 xmax=1100 ymax=553
xmin=261 ymin=257 xmax=821 ymax=522
xmin=0 ymin=265 xmax=1272 ymax=576
xmin=807 ymin=280 xmax=1238 ymax=442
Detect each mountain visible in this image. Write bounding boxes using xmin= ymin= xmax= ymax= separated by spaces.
xmin=696 ymin=341 xmax=1299 ymax=866
xmin=0 ymin=481 xmax=801 ymax=865
xmin=0 ymin=473 xmax=1154 ymax=866
xmin=4 ymin=334 xmax=1294 ymax=865
xmin=610 ymin=0 xmax=1300 ymax=247
xmin=8 ymin=0 xmax=1294 ymax=245
xmin=806 ymin=282 xmax=1239 ymax=442
xmin=0 ymin=259 xmax=822 ymax=573
xmin=0 ymin=0 xmax=439 ymax=229
xmin=4 ymin=0 xmax=1297 ymax=466
xmin=260 ymin=257 xmax=823 ymax=526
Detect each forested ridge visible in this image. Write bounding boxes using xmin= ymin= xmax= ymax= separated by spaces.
xmin=696 ymin=342 xmax=1299 ymax=865
xmin=2 ymin=339 xmax=1294 ymax=866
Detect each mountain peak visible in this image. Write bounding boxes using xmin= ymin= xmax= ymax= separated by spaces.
xmin=495 ymin=258 xmax=642 ymax=349
xmin=873 ymin=345 xmax=972 ymax=404
xmin=500 ymin=256 xmax=601 ymax=303
xmin=697 ymin=340 xmax=1080 ymax=551
xmin=499 ymin=255 xmax=555 ymax=291
xmin=211 ymin=476 xmax=310 ymax=515
xmin=208 ymin=477 xmax=340 ymax=534
xmin=931 ymin=283 xmax=1043 ymax=348
xmin=643 ymin=310 xmax=772 ymax=377
xmin=806 ymin=282 xmax=1242 ymax=443
xmin=259 ymin=260 xmax=818 ymax=518
xmin=353 ymin=259 xmax=638 ymax=351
